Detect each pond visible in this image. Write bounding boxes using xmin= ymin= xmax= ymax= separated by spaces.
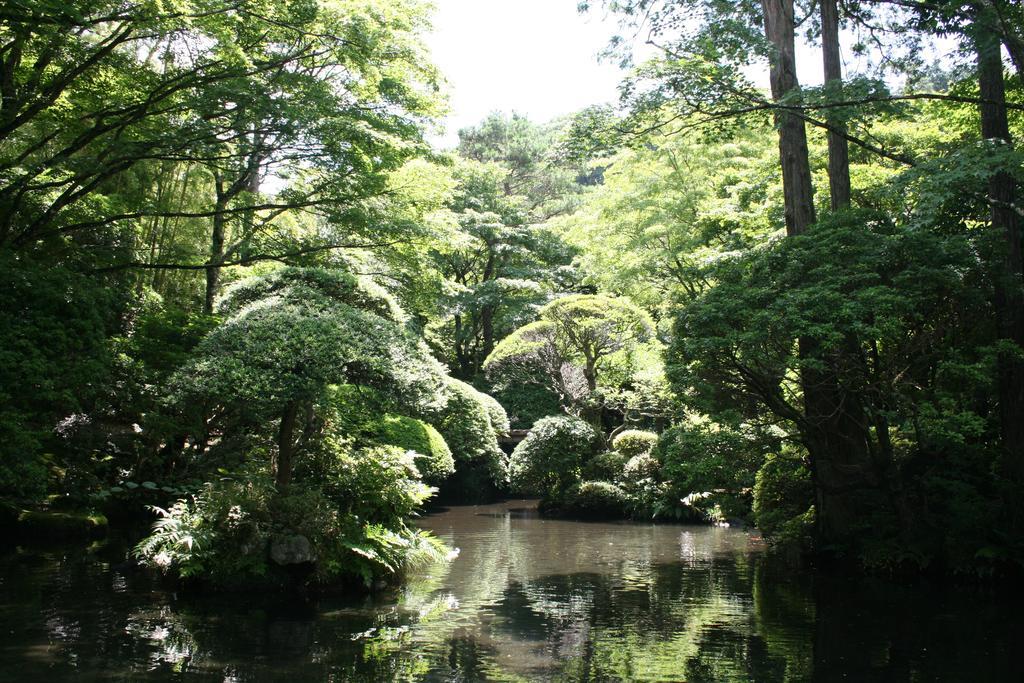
xmin=1 ymin=500 xmax=1021 ymax=681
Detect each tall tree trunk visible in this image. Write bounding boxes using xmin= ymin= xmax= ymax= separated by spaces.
xmin=479 ymin=249 xmax=498 ymax=370
xmin=976 ymin=18 xmax=1024 ymax=485
xmin=763 ymin=0 xmax=882 ymax=548
xmin=275 ymin=401 xmax=299 ymax=491
xmin=481 ymin=304 xmax=495 ymax=365
xmin=762 ymin=0 xmax=816 ymax=237
xmin=820 ymin=0 xmax=852 ymax=209
xmin=204 ymin=176 xmax=228 ymax=315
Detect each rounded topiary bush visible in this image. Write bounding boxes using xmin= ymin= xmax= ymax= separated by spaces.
xmin=365 ymin=415 xmax=454 ymax=485
xmin=509 ymin=415 xmax=603 ymax=499
xmin=612 ymin=430 xmax=659 ymax=459
xmin=427 ymin=377 xmax=509 ymax=502
xmin=584 ymin=450 xmax=628 ymax=481
xmin=622 ymin=453 xmax=661 ymax=485
xmin=430 ymin=377 xmax=504 ymax=466
xmin=559 ymin=481 xmax=629 ymax=519
xmin=476 ymin=390 xmax=511 ymax=436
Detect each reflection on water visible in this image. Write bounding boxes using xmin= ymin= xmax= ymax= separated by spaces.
xmin=1 ymin=500 xmax=1021 ymax=681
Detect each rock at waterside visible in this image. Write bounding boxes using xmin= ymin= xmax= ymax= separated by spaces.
xmin=269 ymin=534 xmax=316 ymax=565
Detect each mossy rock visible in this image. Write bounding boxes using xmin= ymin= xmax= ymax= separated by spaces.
xmin=16 ymin=509 xmax=109 ymax=541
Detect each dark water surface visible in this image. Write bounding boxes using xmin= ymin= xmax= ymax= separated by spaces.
xmin=1 ymin=500 xmax=1021 ymax=681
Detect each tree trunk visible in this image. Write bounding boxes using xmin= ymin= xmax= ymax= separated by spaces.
xmin=820 ymin=0 xmax=852 ymax=209
xmin=275 ymin=401 xmax=299 ymax=491
xmin=976 ymin=19 xmax=1024 ymax=484
xmin=204 ymin=176 xmax=228 ymax=315
xmin=763 ymin=0 xmax=882 ymax=548
xmin=762 ymin=0 xmax=816 ymax=237
xmin=481 ymin=303 xmax=495 ymax=367
xmin=479 ymin=249 xmax=498 ymax=371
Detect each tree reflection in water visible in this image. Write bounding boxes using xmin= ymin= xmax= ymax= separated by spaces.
xmin=0 ymin=501 xmax=1021 ymax=681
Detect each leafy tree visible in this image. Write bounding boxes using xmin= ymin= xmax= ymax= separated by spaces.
xmin=0 ymin=0 xmax=443 ymax=299
xmin=485 ymin=294 xmax=657 ymax=427
xmin=553 ymin=125 xmax=779 ymax=313
xmin=167 ymin=267 xmax=446 ymax=489
xmin=427 ymin=155 xmax=579 ymax=379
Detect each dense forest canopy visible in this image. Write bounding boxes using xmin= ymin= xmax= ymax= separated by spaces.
xmin=2 ymin=0 xmax=1024 ymax=587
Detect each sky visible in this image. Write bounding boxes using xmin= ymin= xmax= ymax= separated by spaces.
xmin=423 ymin=1 xmax=955 ymax=149
xmin=425 ymin=0 xmax=629 ymax=148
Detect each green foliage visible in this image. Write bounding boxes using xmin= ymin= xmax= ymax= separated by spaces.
xmin=508 ymin=416 xmax=603 ymax=499
xmin=8 ymin=0 xmax=1024 ymax=583
xmin=0 ymin=257 xmax=112 ymax=501
xmin=319 ymin=443 xmax=435 ymax=526
xmin=556 ymin=481 xmax=630 ymax=519
xmin=584 ymin=450 xmax=629 ymax=481
xmin=622 ymin=453 xmax=661 ymax=484
xmin=619 ymin=453 xmax=663 ymax=519
xmin=476 ymin=389 xmax=511 ymax=436
xmin=424 ymin=150 xmax=581 ymax=379
xmin=133 ymin=266 xmax=464 ymax=587
xmin=429 ymin=377 xmax=506 ymax=468
xmin=134 ymin=479 xmax=277 ymax=585
xmin=135 ymin=443 xmax=449 ymax=588
xmin=125 ymin=308 xmax=221 ymax=381
xmin=364 ymin=416 xmax=455 ymax=486
xmin=1 ymin=0 xmax=443 ymax=265
xmin=218 ymin=267 xmax=406 ymax=324
xmin=752 ymin=451 xmax=815 ymax=550
xmin=492 ymin=382 xmax=563 ymax=429
xmin=612 ymin=430 xmax=659 ymax=459
xmin=657 ymin=422 xmax=776 ymax=522
xmin=314 ymin=384 xmax=455 ymax=486
xmin=485 ymin=294 xmax=658 ymax=422
xmin=423 ymin=377 xmax=509 ymax=501
xmin=552 ymin=124 xmax=778 ymax=315
xmin=169 ymin=266 xmax=446 ymax=453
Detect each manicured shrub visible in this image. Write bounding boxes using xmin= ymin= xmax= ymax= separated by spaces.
xmin=584 ymin=450 xmax=628 ymax=481
xmin=612 ymin=430 xmax=658 ymax=459
xmin=477 ymin=389 xmax=511 ymax=436
xmin=218 ymin=266 xmax=405 ymax=324
xmin=427 ymin=377 xmax=508 ymax=498
xmin=508 ymin=415 xmax=603 ymax=499
xmin=622 ymin=453 xmax=661 ymax=484
xmin=363 ymin=415 xmax=454 ymax=485
xmin=558 ymin=481 xmax=629 ymax=519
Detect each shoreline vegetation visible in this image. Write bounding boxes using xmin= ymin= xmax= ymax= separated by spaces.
xmin=3 ymin=0 xmax=1024 ymax=598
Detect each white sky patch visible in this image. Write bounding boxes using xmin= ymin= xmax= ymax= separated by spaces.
xmin=426 ymin=0 xmax=628 ymax=148
xmin=424 ymin=1 xmax=962 ymax=149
